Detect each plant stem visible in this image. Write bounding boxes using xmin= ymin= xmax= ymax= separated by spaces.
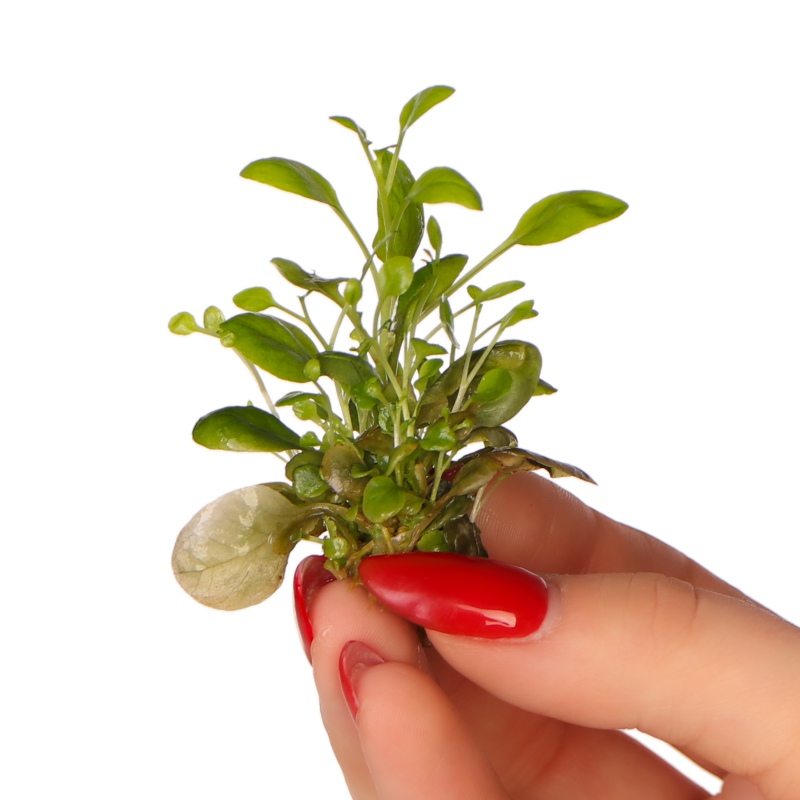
xmin=235 ymin=352 xmax=278 ymax=415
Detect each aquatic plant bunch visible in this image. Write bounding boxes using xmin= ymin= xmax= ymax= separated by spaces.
xmin=169 ymin=86 xmax=627 ymax=611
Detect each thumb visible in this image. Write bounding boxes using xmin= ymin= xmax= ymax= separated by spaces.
xmin=359 ymin=553 xmax=800 ymax=800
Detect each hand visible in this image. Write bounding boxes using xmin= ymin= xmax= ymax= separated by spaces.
xmin=294 ymin=473 xmax=800 ymax=799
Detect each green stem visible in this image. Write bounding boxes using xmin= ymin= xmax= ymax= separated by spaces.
xmin=447 ymin=239 xmax=514 ymax=297
xmin=452 ymin=305 xmax=482 ymax=412
xmin=299 ymin=295 xmax=330 ymax=349
xmin=235 ymin=352 xmax=278 ymax=415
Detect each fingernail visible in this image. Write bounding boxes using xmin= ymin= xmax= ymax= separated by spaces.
xmin=293 ymin=555 xmax=335 ymax=663
xmin=339 ymin=640 xmax=385 ymax=720
xmin=359 ymin=553 xmax=548 ymax=639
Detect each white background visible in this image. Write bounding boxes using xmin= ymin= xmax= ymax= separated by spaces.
xmin=2 ymin=1 xmax=798 ymax=797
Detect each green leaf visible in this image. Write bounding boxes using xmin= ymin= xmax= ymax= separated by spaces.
xmin=473 ymin=281 xmax=525 ymax=303
xmin=373 ymin=151 xmax=424 ymax=262
xmin=329 ymin=115 xmax=368 ymax=142
xmin=318 ymin=351 xmax=378 ymax=386
xmin=440 ymin=298 xmax=458 ymax=349
xmin=233 ymin=287 xmax=275 ymax=312
xmin=379 ymin=256 xmax=414 ymax=297
xmin=471 ymin=368 xmax=513 ymax=404
xmin=427 ymin=216 xmax=442 ymax=254
xmin=203 ymin=306 xmax=225 ymax=331
xmin=534 ymin=379 xmax=557 ymax=395
xmin=321 ymin=443 xmax=369 ymax=501
xmin=362 ymin=476 xmax=406 ymax=524
xmin=219 ymin=314 xmax=318 ymax=383
xmin=240 ymin=157 xmax=342 ymax=209
xmin=420 ymin=420 xmax=457 ymax=452
xmin=501 ymin=300 xmax=538 ymax=329
xmin=397 ymin=254 xmax=468 ymax=322
xmin=399 ymin=86 xmax=455 ymax=132
xmin=411 ymin=338 xmax=447 ymax=360
xmin=448 ymin=457 xmax=503 ymax=496
xmin=192 ymin=406 xmax=304 ymax=452
xmin=507 ymin=191 xmax=628 ymax=247
xmin=407 ymin=167 xmax=482 ymax=210
xmin=418 ymin=341 xmax=542 ymax=427
xmin=293 ymin=464 xmax=330 ymax=499
xmin=172 ymin=484 xmax=304 ymax=610
xmin=168 ymin=311 xmax=200 ymax=335
xmin=271 ymin=258 xmax=345 ymax=303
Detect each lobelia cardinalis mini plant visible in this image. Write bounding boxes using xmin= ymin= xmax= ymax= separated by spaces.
xmin=169 ymin=86 xmax=627 ymax=611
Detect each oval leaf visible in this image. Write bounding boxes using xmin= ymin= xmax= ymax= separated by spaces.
xmin=240 ymin=157 xmax=342 ymax=209
xmin=172 ymin=485 xmax=303 ymax=611
xmin=219 ymin=313 xmax=318 ymax=383
xmin=399 ymin=86 xmax=455 ymax=132
xmin=379 ymin=256 xmax=414 ymax=297
xmin=233 ymin=287 xmax=275 ymax=312
xmin=508 ymin=191 xmax=628 ymax=247
xmin=193 ymin=406 xmax=304 ymax=452
xmin=407 ymin=167 xmax=482 ymax=210
xmin=362 ymin=476 xmax=406 ymax=524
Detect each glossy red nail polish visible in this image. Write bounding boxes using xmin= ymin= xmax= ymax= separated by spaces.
xmin=339 ymin=640 xmax=385 ymax=720
xmin=294 ymin=555 xmax=335 ymax=663
xmin=359 ymin=553 xmax=548 ymax=639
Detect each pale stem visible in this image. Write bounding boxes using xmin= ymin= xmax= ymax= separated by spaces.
xmin=235 ymin=352 xmax=278 ymax=415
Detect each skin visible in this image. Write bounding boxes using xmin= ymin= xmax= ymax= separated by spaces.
xmin=304 ymin=472 xmax=800 ymax=799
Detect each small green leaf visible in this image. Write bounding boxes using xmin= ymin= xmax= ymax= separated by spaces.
xmin=192 ymin=406 xmax=304 ymax=452
xmin=303 ymin=358 xmax=321 ymax=381
xmin=240 ymin=157 xmax=342 ymax=209
xmin=233 ymin=287 xmax=275 ymax=312
xmin=427 ymin=216 xmax=442 ymax=254
xmin=168 ymin=311 xmax=200 ymax=335
xmin=172 ymin=484 xmax=303 ymax=610
xmin=203 ymin=306 xmax=225 ymax=331
xmin=219 ymin=314 xmax=318 ymax=383
xmin=501 ymin=300 xmax=538 ymax=329
xmin=420 ymin=420 xmax=457 ymax=452
xmin=440 ymin=298 xmax=458 ymax=349
xmin=293 ymin=464 xmax=330 ymax=499
xmin=407 ymin=167 xmax=482 ymax=210
xmin=475 ymin=281 xmax=525 ymax=303
xmin=379 ymin=256 xmax=414 ymax=297
xmin=271 ymin=258 xmax=345 ymax=304
xmin=507 ymin=191 xmax=628 ymax=247
xmin=329 ymin=116 xmax=368 ymax=142
xmin=467 ymin=285 xmax=483 ymax=302
xmin=362 ymin=476 xmax=406 ymax=524
xmin=343 ymin=279 xmax=362 ymax=306
xmin=411 ymin=339 xmax=447 ymax=360
xmin=471 ymin=368 xmax=513 ymax=403
xmin=534 ymin=379 xmax=557 ymax=396
xmin=399 ymin=86 xmax=455 ymax=132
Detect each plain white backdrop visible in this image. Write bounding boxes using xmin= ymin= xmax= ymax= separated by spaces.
xmin=2 ymin=1 xmax=798 ymax=797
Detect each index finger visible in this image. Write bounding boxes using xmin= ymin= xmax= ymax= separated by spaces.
xmin=476 ymin=472 xmax=751 ymax=601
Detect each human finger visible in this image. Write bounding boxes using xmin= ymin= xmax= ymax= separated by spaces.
xmin=476 ymin=472 xmax=751 ymax=600
xmin=360 ymin=553 xmax=800 ymax=800
xmin=294 ymin=555 xmax=426 ymax=799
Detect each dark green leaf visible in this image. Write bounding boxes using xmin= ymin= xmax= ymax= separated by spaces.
xmin=362 ymin=476 xmax=406 ymax=524
xmin=271 ymin=258 xmax=345 ymax=304
xmin=192 ymin=406 xmax=304 ymax=452
xmin=240 ymin=157 xmax=342 ymax=209
xmin=318 ymin=351 xmax=378 ymax=386
xmin=219 ymin=314 xmax=318 ymax=383
xmin=418 ymin=341 xmax=542 ymax=427
xmin=233 ymin=287 xmax=275 ymax=312
xmin=507 ymin=191 xmax=628 ymax=247
xmin=397 ymin=254 xmax=468 ymax=322
xmin=373 ymin=151 xmax=424 ymax=262
xmin=399 ymin=86 xmax=455 ymax=132
xmin=448 ymin=457 xmax=502 ymax=496
xmin=407 ymin=167 xmax=482 ymax=210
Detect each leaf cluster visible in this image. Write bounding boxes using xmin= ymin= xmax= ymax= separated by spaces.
xmin=169 ymin=87 xmax=627 ymax=610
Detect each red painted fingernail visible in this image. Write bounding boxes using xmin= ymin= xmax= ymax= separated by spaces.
xmin=294 ymin=555 xmax=335 ymax=663
xmin=339 ymin=640 xmax=385 ymax=720
xmin=359 ymin=553 xmax=548 ymax=639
